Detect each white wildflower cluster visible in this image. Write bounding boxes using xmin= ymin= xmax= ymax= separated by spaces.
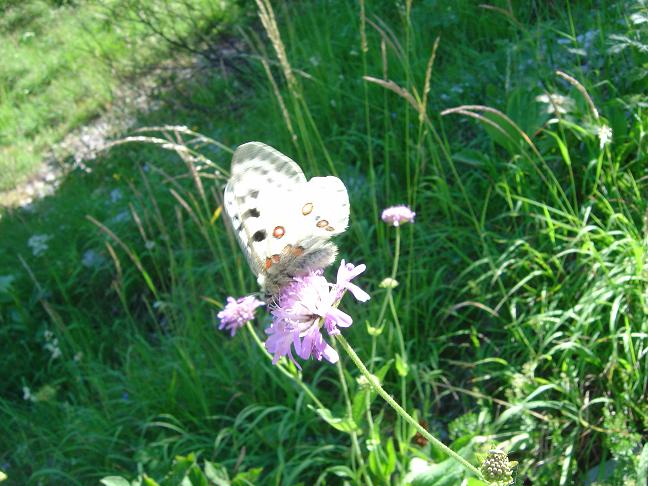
xmin=28 ymin=234 xmax=51 ymax=257
xmin=598 ymin=124 xmax=613 ymax=149
xmin=43 ymin=329 xmax=62 ymax=360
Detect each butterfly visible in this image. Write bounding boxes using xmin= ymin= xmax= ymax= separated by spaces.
xmin=223 ymin=142 xmax=350 ymax=299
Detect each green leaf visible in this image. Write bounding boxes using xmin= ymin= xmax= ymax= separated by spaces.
xmin=351 ymin=388 xmax=370 ymax=427
xmin=326 ymin=465 xmax=354 ymax=478
xmin=232 ymin=467 xmax=263 ymax=486
xmin=404 ymin=456 xmax=466 ymax=486
xmin=100 ymin=478 xmax=132 ymax=486
xmin=203 ymin=461 xmax=230 ymax=485
xmin=375 ymin=360 xmax=393 ymax=383
xmin=142 ymin=476 xmax=159 ymax=486
xmin=385 ymin=438 xmax=397 ymax=477
xmin=636 ymin=443 xmax=648 ymax=483
xmin=314 ymin=408 xmax=359 ymax=433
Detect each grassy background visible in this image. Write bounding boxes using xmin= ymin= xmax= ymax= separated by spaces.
xmin=1 ymin=0 xmax=647 ymax=484
xmin=0 ymin=0 xmax=238 ymax=192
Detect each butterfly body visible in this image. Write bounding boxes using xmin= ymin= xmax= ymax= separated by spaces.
xmin=223 ymin=142 xmax=349 ymax=299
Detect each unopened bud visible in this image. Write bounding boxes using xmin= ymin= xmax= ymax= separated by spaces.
xmin=379 ymin=278 xmax=399 ymax=289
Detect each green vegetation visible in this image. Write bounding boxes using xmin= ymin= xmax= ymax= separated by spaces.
xmin=0 ymin=0 xmax=237 ymax=191
xmin=1 ymin=0 xmax=647 ymax=484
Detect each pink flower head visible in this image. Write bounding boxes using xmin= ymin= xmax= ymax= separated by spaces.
xmin=265 ymin=261 xmax=369 ymax=368
xmin=217 ymin=295 xmax=264 ymax=336
xmin=381 ymin=205 xmax=415 ymax=227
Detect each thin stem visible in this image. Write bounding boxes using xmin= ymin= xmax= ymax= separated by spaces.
xmin=244 ymin=322 xmax=325 ymax=409
xmin=376 ymin=226 xmax=402 ymax=327
xmin=333 ymin=341 xmax=374 ymax=486
xmin=335 ymin=334 xmax=484 ymax=480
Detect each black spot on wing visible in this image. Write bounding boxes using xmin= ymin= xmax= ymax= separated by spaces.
xmin=252 ymin=230 xmax=266 ymax=242
xmin=243 ymin=208 xmax=260 ymax=219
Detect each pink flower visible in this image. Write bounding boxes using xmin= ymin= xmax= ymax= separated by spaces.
xmin=381 ymin=205 xmax=415 ymax=227
xmin=336 ymin=260 xmax=370 ymax=302
xmin=264 ymin=261 xmax=369 ymax=367
xmin=217 ymin=295 xmax=265 ymax=336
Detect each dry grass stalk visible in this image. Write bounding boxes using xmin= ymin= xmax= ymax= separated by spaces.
xmin=555 ymin=70 xmax=600 ymax=121
xmin=367 ymin=17 xmax=405 ymax=62
xmin=479 ymin=2 xmax=523 ymax=29
xmin=420 ymin=36 xmax=440 ymax=123
xmin=363 ymin=76 xmax=419 ymax=114
xmin=359 ymin=0 xmax=368 ymax=53
xmin=381 ymin=38 xmax=388 ymax=79
xmin=442 ymin=104 xmax=540 ymax=157
xmin=255 ymin=0 xmax=297 ymax=91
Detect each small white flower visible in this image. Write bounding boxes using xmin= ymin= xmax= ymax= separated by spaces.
xmin=44 ymin=339 xmax=62 ymax=359
xmin=28 ymin=234 xmax=51 ymax=257
xmin=43 ymin=329 xmax=62 ymax=359
xmin=598 ymin=125 xmax=612 ymax=149
xmin=145 ymin=240 xmax=156 ymax=250
xmin=74 ymin=352 xmax=83 ymax=362
xmin=23 ymin=386 xmax=35 ymax=402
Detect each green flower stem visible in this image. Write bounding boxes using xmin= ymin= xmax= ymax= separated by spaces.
xmin=376 ymin=225 xmax=401 ymax=326
xmin=244 ymin=321 xmax=325 ymax=410
xmin=335 ymin=334 xmax=484 ymax=480
xmin=332 ymin=341 xmax=374 ymax=486
xmin=380 ymin=227 xmax=409 ymax=456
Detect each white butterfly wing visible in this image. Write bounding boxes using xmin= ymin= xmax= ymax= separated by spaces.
xmin=224 ymin=142 xmax=306 ymax=275
xmin=223 ymin=142 xmax=350 ymax=296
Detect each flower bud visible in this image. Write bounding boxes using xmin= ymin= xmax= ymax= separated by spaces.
xmin=379 ymin=277 xmax=399 ymax=289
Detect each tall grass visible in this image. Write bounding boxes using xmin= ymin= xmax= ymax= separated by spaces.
xmin=1 ymin=0 xmax=647 ymax=484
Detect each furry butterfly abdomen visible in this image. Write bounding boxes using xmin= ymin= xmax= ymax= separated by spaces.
xmin=223 ymin=142 xmax=350 ymax=298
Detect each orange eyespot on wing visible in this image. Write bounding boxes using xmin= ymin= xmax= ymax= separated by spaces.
xmin=316 ymin=219 xmax=329 ymax=228
xmin=273 ymin=226 xmax=285 ymax=238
